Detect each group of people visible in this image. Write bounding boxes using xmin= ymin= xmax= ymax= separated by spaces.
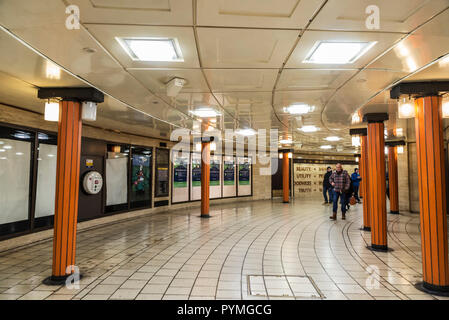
xmin=322 ymin=163 xmax=361 ymax=221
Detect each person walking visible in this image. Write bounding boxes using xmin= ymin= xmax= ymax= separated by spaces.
xmin=322 ymin=166 xmax=333 ymax=205
xmin=329 ymin=163 xmax=351 ymax=220
xmin=351 ymin=168 xmax=361 ymax=203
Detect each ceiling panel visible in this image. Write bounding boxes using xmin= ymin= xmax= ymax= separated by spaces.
xmin=197 ymin=28 xmax=299 ymax=68
xmin=196 ymin=0 xmax=324 ymax=29
xmin=277 ymin=69 xmax=358 ymax=90
xmin=286 ymin=30 xmax=405 ymax=69
xmin=310 ymin=0 xmax=449 ymax=33
xmin=204 ymin=69 xmax=278 ymax=92
xmin=67 ymin=0 xmax=193 ymax=25
xmin=85 ymin=25 xmax=200 ymax=68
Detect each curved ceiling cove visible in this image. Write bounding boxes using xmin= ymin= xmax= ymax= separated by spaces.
xmin=0 ymin=0 xmax=448 ymax=154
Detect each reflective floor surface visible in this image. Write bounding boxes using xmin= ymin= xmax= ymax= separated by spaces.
xmin=0 ymin=199 xmax=445 ymax=300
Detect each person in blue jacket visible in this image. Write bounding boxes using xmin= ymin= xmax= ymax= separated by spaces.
xmin=351 ymin=168 xmax=361 ymax=203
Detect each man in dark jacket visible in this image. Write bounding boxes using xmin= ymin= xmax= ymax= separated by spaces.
xmin=329 ymin=163 xmax=351 ymax=220
xmin=322 ymin=166 xmax=333 ymax=205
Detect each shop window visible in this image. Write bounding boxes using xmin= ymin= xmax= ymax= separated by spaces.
xmin=130 ymin=147 xmax=152 ymax=209
xmin=34 ymin=132 xmax=57 ymax=228
xmin=155 ymin=148 xmax=169 ymax=197
xmin=105 ymin=144 xmax=129 ymax=213
xmin=0 ymin=126 xmax=34 ymax=236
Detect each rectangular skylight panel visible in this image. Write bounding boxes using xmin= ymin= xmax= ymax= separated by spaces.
xmin=304 ymin=41 xmax=376 ymax=64
xmin=117 ymin=38 xmax=183 ymax=62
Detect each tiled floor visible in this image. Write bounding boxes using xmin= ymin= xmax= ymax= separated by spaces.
xmin=0 ymin=199 xmax=446 ymax=300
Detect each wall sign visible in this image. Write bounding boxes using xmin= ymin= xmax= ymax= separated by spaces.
xmin=223 ymin=161 xmax=235 ymax=185
xmin=85 ymin=158 xmax=93 ymax=168
xmin=293 ymin=163 xmax=357 ymax=199
xmin=173 ymin=156 xmax=188 ymax=188
xmin=210 ymin=159 xmax=220 ymax=186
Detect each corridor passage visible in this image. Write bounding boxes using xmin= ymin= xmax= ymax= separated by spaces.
xmin=0 ymin=200 xmax=441 ymax=300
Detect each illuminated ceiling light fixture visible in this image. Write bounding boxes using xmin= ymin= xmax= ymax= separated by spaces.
xmin=320 ymin=145 xmax=332 ymax=149
xmin=44 ymin=100 xmax=60 ymax=122
xmin=303 ymin=41 xmax=377 ymax=64
xmin=352 ymin=136 xmax=361 ymax=147
xmin=443 ymin=96 xmax=449 ymax=118
xmin=116 ymin=37 xmax=184 ymax=62
xmin=325 ymin=136 xmax=341 ymax=142
xmin=279 ymin=139 xmax=292 ymax=144
xmin=398 ymin=97 xmax=415 ymax=119
xmin=236 ymin=128 xmax=256 ymax=136
xmin=299 ymin=125 xmax=318 ymax=133
xmin=189 ymin=107 xmax=221 ymax=118
xmin=284 ymin=103 xmax=313 ymax=115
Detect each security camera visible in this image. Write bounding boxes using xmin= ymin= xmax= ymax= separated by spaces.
xmin=166 ymin=77 xmax=186 ymax=97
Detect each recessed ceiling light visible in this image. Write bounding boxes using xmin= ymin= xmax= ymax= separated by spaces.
xmin=3 ymin=145 xmax=12 ymax=150
xmin=320 ymin=145 xmax=332 ymax=149
xmin=299 ymin=125 xmax=318 ymax=133
xmin=325 ymin=136 xmax=341 ymax=141
xmin=304 ymin=41 xmax=377 ymax=64
xmin=189 ymin=107 xmax=221 ymax=118
xmin=284 ymin=103 xmax=314 ymax=115
xmin=116 ymin=37 xmax=183 ymax=62
xmin=236 ymin=128 xmax=256 ymax=136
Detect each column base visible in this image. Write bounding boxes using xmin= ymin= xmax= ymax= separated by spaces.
xmin=282 ymin=200 xmax=290 ymax=203
xmin=360 ymin=226 xmax=371 ymax=231
xmin=415 ymin=282 xmax=449 ymax=297
xmin=366 ymin=244 xmax=392 ymax=252
xmin=199 ymin=214 xmax=211 ymax=219
xmin=43 ymin=274 xmax=83 ymax=286
xmin=389 ymin=210 xmax=399 ymax=214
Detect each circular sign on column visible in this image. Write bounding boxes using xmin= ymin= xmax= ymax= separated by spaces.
xmin=83 ymin=171 xmax=103 ymax=195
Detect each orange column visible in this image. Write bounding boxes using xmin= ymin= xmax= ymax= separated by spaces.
xmin=282 ymin=151 xmax=289 ymax=203
xmin=359 ymin=154 xmax=364 ymax=199
xmin=361 ymin=134 xmax=371 ymax=231
xmin=201 ymin=141 xmax=211 ymax=217
xmin=414 ymin=96 xmax=449 ymax=293
xmin=366 ymin=117 xmax=388 ymax=251
xmin=47 ymin=100 xmax=82 ymax=283
xmin=388 ymin=146 xmax=399 ymax=214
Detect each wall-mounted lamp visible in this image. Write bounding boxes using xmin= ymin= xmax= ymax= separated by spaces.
xmin=82 ymin=101 xmax=97 ymax=121
xmin=398 ymin=97 xmax=415 ymax=119
xmin=443 ymin=96 xmax=449 ymax=118
xmin=352 ymin=136 xmax=361 ymax=147
xmin=44 ymin=100 xmax=59 ymax=122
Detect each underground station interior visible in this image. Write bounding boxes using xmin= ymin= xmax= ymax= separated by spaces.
xmin=1 ymin=0 xmax=449 ymax=308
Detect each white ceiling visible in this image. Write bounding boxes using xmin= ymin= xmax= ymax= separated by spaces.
xmin=0 ymin=0 xmax=448 ymax=153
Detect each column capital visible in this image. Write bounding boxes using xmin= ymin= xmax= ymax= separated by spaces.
xmin=363 ymin=113 xmax=389 ymax=123
xmin=385 ymin=140 xmax=406 ymax=147
xmin=38 ymin=87 xmax=104 ymax=103
xmin=349 ymin=128 xmax=367 ymax=136
xmin=390 ymin=81 xmax=449 ymax=99
xmin=194 ymin=136 xmax=215 ymax=143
